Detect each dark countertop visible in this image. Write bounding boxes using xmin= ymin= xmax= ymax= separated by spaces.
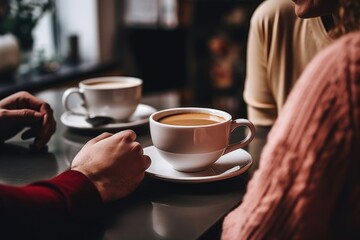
xmin=0 ymin=61 xmax=119 ymax=99
xmin=0 ymin=86 xmax=270 ymax=239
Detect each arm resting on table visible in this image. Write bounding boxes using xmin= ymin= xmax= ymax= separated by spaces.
xmin=0 ymin=170 xmax=103 ymax=239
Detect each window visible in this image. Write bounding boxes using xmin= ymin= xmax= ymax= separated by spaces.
xmin=32 ymin=0 xmax=99 ymax=66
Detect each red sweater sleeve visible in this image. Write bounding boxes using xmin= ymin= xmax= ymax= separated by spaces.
xmin=0 ymin=170 xmax=103 ymax=239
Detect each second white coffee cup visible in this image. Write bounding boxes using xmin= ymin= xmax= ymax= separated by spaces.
xmin=62 ymin=76 xmax=142 ymax=120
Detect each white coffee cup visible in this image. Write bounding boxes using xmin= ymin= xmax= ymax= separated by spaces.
xmin=149 ymin=107 xmax=255 ymax=172
xmin=62 ymin=76 xmax=142 ymax=120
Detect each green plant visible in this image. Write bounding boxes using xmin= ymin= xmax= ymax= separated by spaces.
xmin=0 ymin=0 xmax=53 ymax=50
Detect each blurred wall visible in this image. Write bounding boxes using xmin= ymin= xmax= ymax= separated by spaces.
xmin=56 ymin=0 xmax=99 ymax=63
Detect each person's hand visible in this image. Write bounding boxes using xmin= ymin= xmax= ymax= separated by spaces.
xmin=0 ymin=91 xmax=56 ymax=149
xmin=71 ymin=130 xmax=151 ymax=203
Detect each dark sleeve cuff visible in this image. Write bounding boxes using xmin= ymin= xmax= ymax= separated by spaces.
xmin=45 ymin=170 xmax=104 ymax=218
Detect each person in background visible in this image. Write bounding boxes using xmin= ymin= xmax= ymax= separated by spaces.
xmin=222 ymin=0 xmax=360 ymax=239
xmin=0 ymin=91 xmax=151 ymax=239
xmin=244 ymin=0 xmax=337 ymax=126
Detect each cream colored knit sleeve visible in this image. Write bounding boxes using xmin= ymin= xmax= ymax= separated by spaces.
xmin=243 ymin=1 xmax=278 ymax=126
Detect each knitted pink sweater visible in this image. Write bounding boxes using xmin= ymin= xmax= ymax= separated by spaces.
xmin=222 ymin=32 xmax=360 ymax=239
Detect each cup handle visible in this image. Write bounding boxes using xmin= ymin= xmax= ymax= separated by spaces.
xmin=61 ymin=87 xmax=86 ymax=115
xmin=223 ymin=119 xmax=256 ymax=155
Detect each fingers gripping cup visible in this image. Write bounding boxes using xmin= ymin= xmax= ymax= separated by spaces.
xmin=149 ymin=107 xmax=256 ymax=172
xmin=62 ymin=76 xmax=142 ymax=121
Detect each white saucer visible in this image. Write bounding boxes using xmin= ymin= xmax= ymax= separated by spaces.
xmin=144 ymin=146 xmax=252 ymax=183
xmin=61 ymin=104 xmax=157 ymax=131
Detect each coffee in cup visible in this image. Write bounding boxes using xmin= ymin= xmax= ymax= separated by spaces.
xmin=150 ymin=107 xmax=255 ymax=172
xmin=158 ymin=112 xmax=225 ymax=126
xmin=62 ymin=76 xmax=142 ymax=120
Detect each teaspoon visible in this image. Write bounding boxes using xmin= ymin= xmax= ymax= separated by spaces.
xmin=85 ymin=116 xmax=114 ymax=127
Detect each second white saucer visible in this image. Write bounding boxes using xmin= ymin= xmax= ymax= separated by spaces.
xmin=144 ymin=146 xmax=252 ymax=183
xmin=61 ymin=104 xmax=157 ymax=131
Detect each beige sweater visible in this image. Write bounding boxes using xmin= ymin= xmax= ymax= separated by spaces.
xmin=243 ymin=0 xmax=332 ymax=126
xmin=222 ymin=32 xmax=360 ymax=239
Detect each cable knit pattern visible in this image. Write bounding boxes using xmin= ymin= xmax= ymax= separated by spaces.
xmin=222 ymin=32 xmax=360 ymax=239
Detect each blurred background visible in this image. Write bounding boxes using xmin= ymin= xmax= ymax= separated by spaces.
xmin=0 ymin=0 xmax=261 ymax=118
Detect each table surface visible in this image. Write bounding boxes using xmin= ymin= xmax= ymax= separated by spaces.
xmin=0 ymin=87 xmax=269 ymax=240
